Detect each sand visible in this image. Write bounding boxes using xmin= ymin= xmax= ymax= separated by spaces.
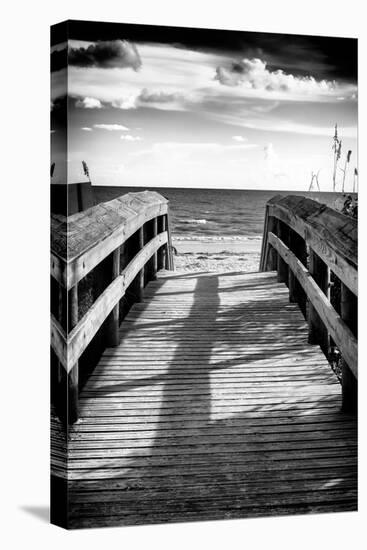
xmin=172 ymin=237 xmax=262 ymax=273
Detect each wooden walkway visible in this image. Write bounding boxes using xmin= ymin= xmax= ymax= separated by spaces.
xmin=53 ymin=270 xmax=357 ymax=528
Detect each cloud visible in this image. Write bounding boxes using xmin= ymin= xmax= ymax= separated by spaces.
xmin=51 ymin=48 xmax=67 ymax=72
xmin=215 ymin=58 xmax=337 ymax=96
xmin=111 ymin=88 xmax=184 ymax=111
xmin=66 ymin=42 xmax=218 ymax=109
xmin=69 ymin=40 xmax=141 ymax=70
xmin=112 ymin=96 xmax=138 ymax=110
xmin=81 ymin=127 xmax=92 ymax=131
xmin=75 ymin=97 xmax=102 ymax=109
xmin=264 ymin=143 xmax=278 ymax=163
xmin=93 ymin=124 xmax=129 ymax=131
xmin=138 ymin=88 xmax=182 ymax=104
xmin=232 ymin=135 xmax=247 ymax=142
xmin=120 ymin=135 xmax=142 ymax=141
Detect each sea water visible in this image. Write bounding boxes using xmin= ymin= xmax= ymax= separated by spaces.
xmin=92 ymin=186 xmax=354 ymax=240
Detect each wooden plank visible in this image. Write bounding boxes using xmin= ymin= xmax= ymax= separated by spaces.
xmin=268 ymin=232 xmax=357 ymax=377
xmin=136 ymin=226 xmax=144 ymax=301
xmin=51 ymin=233 xmax=168 ymax=372
xmin=68 ymin=285 xmax=79 ymax=424
xmin=277 ymin=219 xmax=289 ymax=284
xmin=340 ymin=283 xmax=358 ymax=412
xmin=166 ymin=210 xmax=175 ymax=270
xmin=308 ymin=249 xmax=330 ymax=354
xmin=263 ymin=196 xmax=357 ymax=295
xmin=288 ymin=230 xmax=307 ymax=316
xmin=54 ymin=270 xmax=356 ymax=528
xmin=51 ymin=191 xmax=168 ymax=289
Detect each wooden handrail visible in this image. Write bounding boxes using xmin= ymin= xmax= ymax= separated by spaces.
xmin=51 ymin=231 xmax=168 ymax=371
xmin=260 ymin=195 xmax=357 ymax=295
xmin=51 ymin=190 xmax=169 ymax=289
xmin=50 ymin=190 xmax=174 ymax=424
xmin=269 ymin=232 xmax=357 ymax=377
xmin=260 ymin=195 xmax=358 ymax=413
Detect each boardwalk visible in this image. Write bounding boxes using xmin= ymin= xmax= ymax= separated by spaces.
xmin=53 ymin=270 xmax=357 ymax=528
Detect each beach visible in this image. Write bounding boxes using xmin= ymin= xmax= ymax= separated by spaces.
xmin=172 ymin=236 xmax=262 ymax=272
xmin=91 ymin=186 xmax=349 ymax=274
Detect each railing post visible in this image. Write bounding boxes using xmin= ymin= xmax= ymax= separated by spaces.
xmin=288 ymin=230 xmax=307 ymax=317
xmin=267 ymin=216 xmax=278 ymax=271
xmin=157 ymin=216 xmax=163 ymax=271
xmin=57 ymin=284 xmax=64 ymax=388
xmin=340 ymin=283 xmax=357 ymax=413
xmin=157 ymin=215 xmax=167 ymax=271
xmin=152 ymin=217 xmax=158 ymax=280
xmin=164 ymin=214 xmax=170 ymax=270
xmin=166 ymin=210 xmax=174 ymax=271
xmin=119 ymin=242 xmax=129 ymax=322
xmin=68 ymin=284 xmax=79 ymax=424
xmin=105 ymin=247 xmax=121 ymax=347
xmin=276 ymin=219 xmax=289 ymax=284
xmin=308 ymin=249 xmax=329 ymax=355
xmin=137 ymin=226 xmax=144 ymax=301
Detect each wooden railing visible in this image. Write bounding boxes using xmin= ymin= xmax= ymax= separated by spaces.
xmin=260 ymin=195 xmax=357 ymax=413
xmin=51 ymin=190 xmax=174 ymax=424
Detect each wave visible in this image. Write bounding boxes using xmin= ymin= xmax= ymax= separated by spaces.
xmin=181 ymin=218 xmax=208 ymax=225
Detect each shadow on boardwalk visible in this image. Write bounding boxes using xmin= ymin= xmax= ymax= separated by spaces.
xmin=64 ymin=271 xmax=357 ymax=528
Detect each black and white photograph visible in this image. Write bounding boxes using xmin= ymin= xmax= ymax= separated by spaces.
xmin=50 ymin=18 xmax=357 ymax=530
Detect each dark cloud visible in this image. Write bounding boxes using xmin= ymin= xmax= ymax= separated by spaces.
xmin=69 ymin=40 xmax=141 ymax=70
xmin=50 ymin=39 xmax=141 ymax=72
xmin=51 ymin=48 xmax=67 ymax=72
xmin=215 ymin=58 xmax=337 ymax=94
xmin=50 ymin=96 xmax=67 ymax=130
xmin=51 ymin=20 xmax=357 ymax=82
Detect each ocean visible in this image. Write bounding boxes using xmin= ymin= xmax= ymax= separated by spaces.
xmin=92 ymin=186 xmax=354 ymax=241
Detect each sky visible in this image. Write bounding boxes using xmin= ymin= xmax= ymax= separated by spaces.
xmin=51 ymin=21 xmax=358 ymax=191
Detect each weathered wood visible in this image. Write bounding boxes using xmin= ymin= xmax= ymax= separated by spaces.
xmin=308 ymin=250 xmax=330 ymax=355
xmin=118 ymin=243 xmax=129 ymax=323
xmin=51 ymin=191 xmax=168 ymax=289
xmin=261 ymin=196 xmax=357 ymax=295
xmin=288 ymin=230 xmax=307 ymax=317
xmin=157 ymin=215 xmax=166 ymax=270
xmin=340 ymin=283 xmax=357 ymax=413
xmin=162 ymin=215 xmax=168 ymax=270
xmin=267 ymin=217 xmax=278 ymax=271
xmin=105 ymin=248 xmax=120 ymax=347
xmin=146 ymin=217 xmax=158 ymax=281
xmin=68 ymin=284 xmax=79 ymax=424
xmin=51 ymin=233 xmax=168 ymax=372
xmin=50 ymin=314 xmax=68 ymax=368
xmin=259 ymin=204 xmax=269 ymax=270
xmin=259 ymin=200 xmax=281 ymax=270
xmin=166 ymin=210 xmax=175 ymax=270
xmin=57 ymin=285 xmax=64 ymax=386
xmin=269 ymin=232 xmax=357 ymax=378
xmin=152 ymin=218 xmax=158 ymax=278
xmin=136 ymin=227 xmax=144 ymax=301
xmin=276 ymin=219 xmax=289 ymax=284
xmin=51 ymin=271 xmax=357 ymax=528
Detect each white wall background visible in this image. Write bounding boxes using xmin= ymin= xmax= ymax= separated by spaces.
xmin=1 ymin=1 xmax=365 ymax=548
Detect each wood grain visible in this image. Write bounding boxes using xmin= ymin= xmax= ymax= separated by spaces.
xmin=51 ymin=270 xmax=357 ymax=528
xmin=269 ymin=232 xmax=357 ymax=378
xmin=260 ymin=195 xmax=357 ymax=295
xmin=51 ymin=232 xmax=168 ymax=372
xmin=51 ymin=190 xmax=168 ymax=289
